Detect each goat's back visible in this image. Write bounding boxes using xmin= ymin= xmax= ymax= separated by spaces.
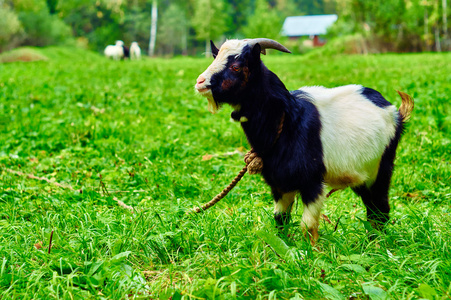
xmin=296 ymin=85 xmax=400 ymax=188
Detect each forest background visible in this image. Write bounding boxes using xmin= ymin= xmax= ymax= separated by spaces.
xmin=1 ymin=0 xmax=450 ymax=56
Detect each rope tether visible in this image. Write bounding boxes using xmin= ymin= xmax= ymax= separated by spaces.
xmin=188 ymin=113 xmax=285 ymax=214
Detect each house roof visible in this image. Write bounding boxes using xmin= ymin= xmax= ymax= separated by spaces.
xmin=282 ymin=14 xmax=338 ymax=37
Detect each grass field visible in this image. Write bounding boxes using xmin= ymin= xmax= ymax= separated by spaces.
xmin=0 ymin=47 xmax=450 ymax=299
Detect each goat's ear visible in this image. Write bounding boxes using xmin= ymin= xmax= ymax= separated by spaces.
xmin=210 ymin=40 xmax=219 ymax=58
xmin=249 ymin=43 xmax=262 ymax=66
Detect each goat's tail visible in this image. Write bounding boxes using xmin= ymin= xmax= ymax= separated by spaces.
xmin=397 ymin=91 xmax=414 ymax=123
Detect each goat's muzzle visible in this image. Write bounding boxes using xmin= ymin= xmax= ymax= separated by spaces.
xmin=195 ymin=75 xmax=211 ymax=94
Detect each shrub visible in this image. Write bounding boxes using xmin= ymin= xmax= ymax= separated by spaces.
xmin=18 ymin=9 xmax=73 ymax=47
xmin=0 ymin=6 xmax=24 ymax=52
xmin=283 ymin=38 xmax=314 ymax=55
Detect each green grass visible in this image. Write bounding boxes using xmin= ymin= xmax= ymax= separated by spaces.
xmin=0 ymin=47 xmax=450 ymax=299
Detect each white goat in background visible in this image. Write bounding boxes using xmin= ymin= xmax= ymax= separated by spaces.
xmin=130 ymin=42 xmax=141 ymax=60
xmin=104 ymin=40 xmax=124 ymax=60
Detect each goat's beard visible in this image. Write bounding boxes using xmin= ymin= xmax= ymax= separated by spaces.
xmin=206 ymin=95 xmax=220 ymax=114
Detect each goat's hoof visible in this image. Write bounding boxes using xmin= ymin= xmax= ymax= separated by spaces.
xmin=274 ymin=212 xmax=290 ymax=227
xmin=303 ymin=227 xmax=319 ymax=247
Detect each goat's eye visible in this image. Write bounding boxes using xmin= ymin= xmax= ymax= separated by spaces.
xmin=231 ymin=65 xmax=241 ymax=72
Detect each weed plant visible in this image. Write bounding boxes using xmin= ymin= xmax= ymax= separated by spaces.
xmin=0 ymin=48 xmax=450 ymax=299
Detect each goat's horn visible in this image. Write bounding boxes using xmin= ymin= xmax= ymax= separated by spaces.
xmin=246 ymin=38 xmax=291 ymax=55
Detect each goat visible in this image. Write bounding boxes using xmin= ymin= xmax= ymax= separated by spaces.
xmin=104 ymin=40 xmax=124 ymax=60
xmin=194 ymin=38 xmax=414 ymax=242
xmin=122 ymin=44 xmax=130 ymax=59
xmin=130 ymin=42 xmax=141 ymax=60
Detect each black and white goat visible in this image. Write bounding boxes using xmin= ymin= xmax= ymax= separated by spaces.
xmin=195 ymin=38 xmax=414 ymax=241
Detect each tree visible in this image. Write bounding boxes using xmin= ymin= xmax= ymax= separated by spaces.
xmin=148 ymin=0 xmax=157 ymax=56
xmin=46 ymin=0 xmax=58 ymax=14
xmin=290 ymin=0 xmax=336 ymax=15
xmin=242 ymin=0 xmax=284 ymax=40
xmin=8 ymin=0 xmax=47 ymax=12
xmin=157 ymin=3 xmax=188 ymax=55
xmin=443 ymin=0 xmax=449 ymax=49
xmin=332 ymin=0 xmax=451 ymax=52
xmin=275 ymin=0 xmax=297 ymax=17
xmin=191 ymin=0 xmax=228 ymax=57
xmin=224 ymin=0 xmax=252 ymax=37
xmin=57 ymin=0 xmax=124 ymax=51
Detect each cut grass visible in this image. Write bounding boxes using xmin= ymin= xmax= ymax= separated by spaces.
xmin=0 ymin=48 xmax=450 ymax=299
xmin=0 ymin=47 xmax=49 ymax=63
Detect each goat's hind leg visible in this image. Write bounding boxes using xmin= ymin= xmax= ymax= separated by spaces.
xmin=353 ymin=166 xmax=392 ymax=230
xmin=368 ymin=159 xmax=393 ymax=228
xmin=353 ymin=145 xmax=398 ymax=230
xmin=356 ymin=119 xmax=403 ymax=230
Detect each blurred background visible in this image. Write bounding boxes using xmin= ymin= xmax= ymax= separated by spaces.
xmin=0 ymin=0 xmax=450 ymax=57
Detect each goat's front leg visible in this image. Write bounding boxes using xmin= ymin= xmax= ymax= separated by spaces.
xmin=273 ymin=189 xmax=297 ymax=227
xmin=300 ymin=186 xmax=326 ymax=243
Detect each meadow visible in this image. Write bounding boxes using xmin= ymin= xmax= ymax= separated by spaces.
xmin=0 ymin=47 xmax=450 ymax=299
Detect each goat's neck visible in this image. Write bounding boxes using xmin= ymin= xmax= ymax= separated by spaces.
xmin=240 ymin=71 xmax=291 ymax=155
